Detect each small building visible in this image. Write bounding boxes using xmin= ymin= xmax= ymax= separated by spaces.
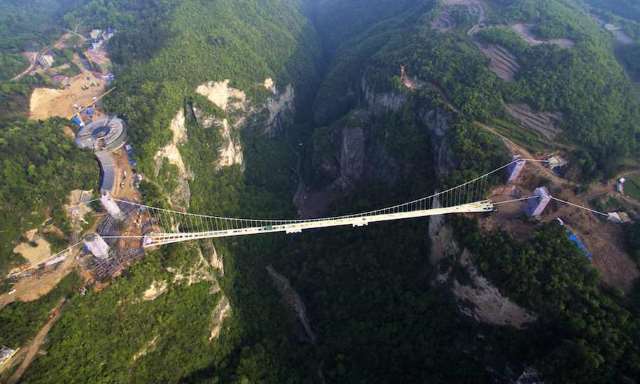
xmin=37 ymin=54 xmax=54 ymax=68
xmin=608 ymin=212 xmax=632 ymax=224
xmin=546 ymin=156 xmax=567 ymax=172
xmin=0 ymin=346 xmax=18 ymax=369
xmin=71 ymin=114 xmax=85 ymax=128
xmin=103 ymin=72 xmax=115 ymax=84
xmin=604 ymin=23 xmax=620 ymax=32
xmin=75 ymin=117 xmax=127 ymax=151
xmin=507 ymin=156 xmax=526 ymax=183
xmin=617 ymin=178 xmax=626 ymax=194
xmin=100 ymin=192 xmax=125 ymax=221
xmin=91 ymin=40 xmax=104 ymax=51
xmin=90 ymin=29 xmax=103 ymax=40
xmin=566 ymin=229 xmax=592 ymax=260
xmin=84 ymin=107 xmax=95 ymax=121
xmin=526 ymin=187 xmax=552 ymax=217
xmin=103 ymin=28 xmax=115 ymax=41
xmin=83 ymin=233 xmax=110 ymax=259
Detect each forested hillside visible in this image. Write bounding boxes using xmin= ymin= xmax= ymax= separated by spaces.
xmin=314 ymin=0 xmax=639 ymax=178
xmin=2 ymin=0 xmax=640 ymax=383
xmin=0 ymin=0 xmax=101 ymax=276
xmin=585 ymin=0 xmax=640 ymax=22
xmin=19 ymin=1 xmax=326 ymax=382
xmin=0 ymin=0 xmax=83 ymax=80
xmin=0 ymin=119 xmax=97 ymax=275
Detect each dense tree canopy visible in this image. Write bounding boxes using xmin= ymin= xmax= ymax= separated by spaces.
xmin=0 ymin=118 xmax=97 ymax=274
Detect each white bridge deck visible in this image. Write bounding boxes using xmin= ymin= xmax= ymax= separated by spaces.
xmin=143 ymin=201 xmax=494 ymax=247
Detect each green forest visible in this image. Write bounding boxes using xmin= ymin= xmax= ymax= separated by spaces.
xmin=0 ymin=118 xmax=97 ymax=275
xmin=456 ymin=220 xmax=640 ymax=382
xmin=0 ymin=0 xmax=84 ymax=80
xmin=1 ymin=0 xmax=639 ymax=383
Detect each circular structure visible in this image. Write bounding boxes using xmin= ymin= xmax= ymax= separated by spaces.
xmin=76 ymin=116 xmax=127 ymax=151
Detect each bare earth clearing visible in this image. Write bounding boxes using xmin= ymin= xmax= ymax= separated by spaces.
xmin=12 ymin=238 xmax=52 ymax=267
xmin=29 ymin=68 xmax=106 ymax=120
xmin=0 ymin=252 xmax=78 ymax=310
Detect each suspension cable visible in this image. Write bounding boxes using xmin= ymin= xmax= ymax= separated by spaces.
xmin=492 ymin=196 xmax=537 ymax=205
xmin=549 ymin=196 xmax=609 ymax=217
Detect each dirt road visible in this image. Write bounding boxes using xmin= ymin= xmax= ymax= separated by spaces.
xmin=7 ymin=298 xmax=66 ymax=384
xmin=10 ymin=58 xmax=36 ymax=82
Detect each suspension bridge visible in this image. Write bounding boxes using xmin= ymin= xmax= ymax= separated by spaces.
xmin=18 ymin=157 xmax=615 ymax=279
xmin=103 ymin=158 xmax=577 ymax=247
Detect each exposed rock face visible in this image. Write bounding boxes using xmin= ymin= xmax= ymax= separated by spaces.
xmin=196 ymin=80 xmax=247 ymax=111
xmin=267 ymin=265 xmax=316 ymax=343
xmin=132 ymin=335 xmax=159 ymax=362
xmin=201 ymin=239 xmax=224 ymax=275
xmin=264 ymin=83 xmax=295 ymax=136
xmin=415 ymin=94 xmax=536 ymax=329
xmin=155 ymin=110 xmax=188 ymax=173
xmin=218 ymin=119 xmax=244 ymax=167
xmin=196 ymin=78 xmax=296 ymax=168
xmin=428 ymin=196 xmax=459 ymax=268
xmin=419 ymin=108 xmax=454 ymax=178
xmin=263 ymin=77 xmax=276 ymax=94
xmin=300 ymin=61 xmax=535 ymax=332
xmin=142 ymin=280 xmax=168 ymax=301
xmin=361 ymin=76 xmax=406 ymax=113
xmin=295 ymin=78 xmax=453 ymax=218
xmin=154 ymin=109 xmax=191 ymax=208
xmin=209 ymin=295 xmax=231 ymax=342
xmin=167 ymin=247 xmax=217 ymax=289
xmin=453 ymin=251 xmax=537 ymax=328
xmin=294 ymin=125 xmax=366 ymax=218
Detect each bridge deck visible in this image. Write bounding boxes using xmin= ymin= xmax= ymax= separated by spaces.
xmin=143 ymin=201 xmax=494 ymax=247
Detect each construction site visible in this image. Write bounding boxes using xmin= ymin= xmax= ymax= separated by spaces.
xmin=3 ymin=23 xmax=151 ymax=297
xmin=480 ymin=140 xmax=639 ymax=290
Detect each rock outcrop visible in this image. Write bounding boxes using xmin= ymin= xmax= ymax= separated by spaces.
xmin=453 ymin=251 xmax=537 ymax=328
xmin=154 ymin=109 xmax=192 ymax=208
xmin=267 ymin=265 xmax=316 ymax=343
xmin=264 ymin=83 xmax=295 ymax=136
xmin=209 ymin=295 xmax=231 ymax=342
xmin=294 ymin=124 xmax=367 ymax=218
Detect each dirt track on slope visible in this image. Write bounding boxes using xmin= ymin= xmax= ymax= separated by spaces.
xmin=7 ymin=299 xmax=66 ymax=384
